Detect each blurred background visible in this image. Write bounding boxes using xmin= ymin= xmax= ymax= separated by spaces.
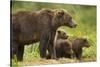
xmin=11 ymin=1 xmax=96 ymax=66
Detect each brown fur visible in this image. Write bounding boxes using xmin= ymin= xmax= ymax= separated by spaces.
xmin=64 ymin=37 xmax=90 ymax=60
xmin=47 ymin=31 xmax=72 ymax=59
xmin=71 ymin=37 xmax=90 ymax=60
xmin=11 ymin=9 xmax=77 ymax=61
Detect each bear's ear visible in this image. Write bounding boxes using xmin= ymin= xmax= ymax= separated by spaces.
xmin=83 ymin=38 xmax=87 ymax=42
xmin=57 ymin=30 xmax=61 ymax=34
xmin=56 ymin=10 xmax=64 ymax=17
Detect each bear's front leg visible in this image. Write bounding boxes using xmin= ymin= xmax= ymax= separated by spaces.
xmin=75 ymin=49 xmax=82 ymax=60
xmin=39 ymin=33 xmax=49 ymax=58
xmin=47 ymin=43 xmax=56 ymax=59
xmin=49 ymin=32 xmax=57 ymax=59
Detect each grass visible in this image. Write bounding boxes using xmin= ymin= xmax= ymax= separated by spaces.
xmin=11 ymin=1 xmax=96 ymax=66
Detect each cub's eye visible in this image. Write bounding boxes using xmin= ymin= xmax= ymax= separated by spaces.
xmin=63 ymin=33 xmax=65 ymax=35
xmin=63 ymin=33 xmax=66 ymax=36
xmin=83 ymin=39 xmax=87 ymax=42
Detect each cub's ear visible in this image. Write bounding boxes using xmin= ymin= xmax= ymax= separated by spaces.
xmin=56 ymin=10 xmax=64 ymax=17
xmin=83 ymin=38 xmax=87 ymax=42
xmin=57 ymin=31 xmax=61 ymax=34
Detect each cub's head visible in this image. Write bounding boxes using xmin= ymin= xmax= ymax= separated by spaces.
xmin=75 ymin=37 xmax=90 ymax=48
xmin=57 ymin=30 xmax=68 ymax=39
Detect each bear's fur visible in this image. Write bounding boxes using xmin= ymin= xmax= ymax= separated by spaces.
xmin=47 ymin=35 xmax=90 ymax=60
xmin=71 ymin=37 xmax=90 ymax=60
xmin=11 ymin=9 xmax=77 ymax=61
xmin=46 ymin=31 xmax=73 ymax=59
xmin=64 ymin=37 xmax=90 ymax=60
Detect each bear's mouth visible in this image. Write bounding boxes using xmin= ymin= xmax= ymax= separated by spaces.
xmin=67 ymin=24 xmax=77 ymax=28
xmin=67 ymin=20 xmax=77 ymax=28
xmin=70 ymin=23 xmax=77 ymax=28
xmin=85 ymin=44 xmax=90 ymax=48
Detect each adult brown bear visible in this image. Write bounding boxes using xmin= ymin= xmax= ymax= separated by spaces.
xmin=11 ymin=9 xmax=77 ymax=61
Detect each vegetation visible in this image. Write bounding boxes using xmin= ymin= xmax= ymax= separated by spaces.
xmin=11 ymin=1 xmax=96 ymax=66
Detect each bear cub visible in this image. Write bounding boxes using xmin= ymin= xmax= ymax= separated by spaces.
xmin=47 ymin=30 xmax=72 ymax=59
xmin=71 ymin=37 xmax=90 ymax=60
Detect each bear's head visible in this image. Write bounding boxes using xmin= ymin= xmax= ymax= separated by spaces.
xmin=81 ymin=38 xmax=90 ymax=48
xmin=53 ymin=9 xmax=77 ymax=28
xmin=57 ymin=30 xmax=69 ymax=39
xmin=75 ymin=38 xmax=90 ymax=48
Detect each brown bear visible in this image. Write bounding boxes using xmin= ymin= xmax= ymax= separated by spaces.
xmin=71 ymin=37 xmax=90 ymax=60
xmin=47 ymin=36 xmax=90 ymax=60
xmin=65 ymin=37 xmax=90 ymax=60
xmin=46 ymin=30 xmax=73 ymax=59
xmin=11 ymin=9 xmax=77 ymax=61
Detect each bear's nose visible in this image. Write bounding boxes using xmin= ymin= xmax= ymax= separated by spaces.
xmin=86 ymin=44 xmax=90 ymax=47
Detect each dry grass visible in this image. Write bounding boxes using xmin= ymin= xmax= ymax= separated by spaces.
xmin=16 ymin=58 xmax=96 ymax=66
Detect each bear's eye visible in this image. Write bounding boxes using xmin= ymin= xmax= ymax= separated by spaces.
xmin=67 ymin=16 xmax=72 ymax=21
xmin=63 ymin=33 xmax=66 ymax=36
xmin=58 ymin=10 xmax=64 ymax=15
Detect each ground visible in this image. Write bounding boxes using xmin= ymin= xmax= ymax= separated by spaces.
xmin=12 ymin=44 xmax=96 ymax=66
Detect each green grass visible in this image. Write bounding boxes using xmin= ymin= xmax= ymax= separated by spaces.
xmin=11 ymin=1 xmax=96 ymax=66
